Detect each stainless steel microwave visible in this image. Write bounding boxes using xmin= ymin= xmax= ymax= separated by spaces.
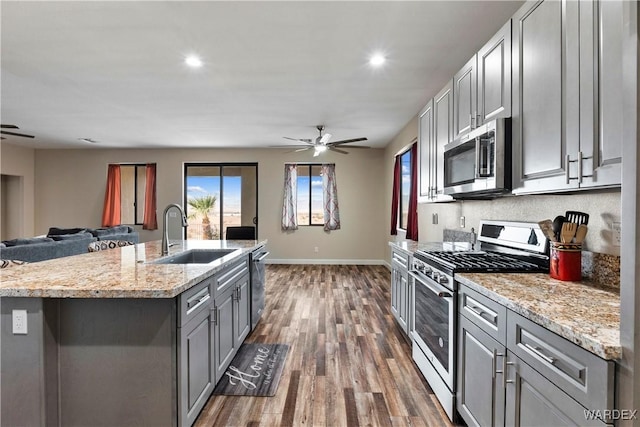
xmin=443 ymin=118 xmax=511 ymax=198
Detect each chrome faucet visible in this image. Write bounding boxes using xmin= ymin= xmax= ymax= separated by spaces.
xmin=161 ymin=203 xmax=188 ymax=256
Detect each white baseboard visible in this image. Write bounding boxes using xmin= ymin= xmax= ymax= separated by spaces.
xmin=266 ymin=259 xmax=386 ymax=266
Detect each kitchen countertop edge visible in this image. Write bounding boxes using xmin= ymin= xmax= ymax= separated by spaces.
xmin=0 ymin=239 xmax=267 ymax=299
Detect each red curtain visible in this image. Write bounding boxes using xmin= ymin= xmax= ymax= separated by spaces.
xmin=101 ymin=164 xmax=121 ymax=227
xmin=406 ymin=143 xmax=419 ymax=241
xmin=390 ymin=156 xmax=401 ymax=235
xmin=143 ymin=163 xmax=157 ymax=230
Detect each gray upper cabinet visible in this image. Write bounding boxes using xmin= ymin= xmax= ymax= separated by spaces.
xmin=578 ymin=0 xmax=623 ymax=189
xmin=512 ymin=0 xmax=621 ymax=194
xmin=418 ymin=100 xmax=434 ymax=203
xmin=512 ymin=0 xmax=581 ymax=194
xmin=453 ymin=55 xmax=477 ymax=139
xmin=417 ymin=81 xmax=454 ymax=203
xmin=478 ymin=20 xmax=512 ymax=124
xmin=432 ymin=81 xmax=455 ymax=202
xmin=454 ymin=19 xmax=512 ymax=141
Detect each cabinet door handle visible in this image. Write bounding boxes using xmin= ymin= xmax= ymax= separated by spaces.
xmin=467 ymin=304 xmax=498 ymax=324
xmin=524 ymin=342 xmax=556 ymax=365
xmin=211 ymin=307 xmax=218 ymax=325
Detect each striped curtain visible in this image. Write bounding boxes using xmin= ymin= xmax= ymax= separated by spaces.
xmin=281 ymin=164 xmax=298 ymax=230
xmin=321 ymin=164 xmax=340 ymax=231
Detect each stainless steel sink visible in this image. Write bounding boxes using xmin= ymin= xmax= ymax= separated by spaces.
xmin=151 ymin=249 xmax=237 ymax=265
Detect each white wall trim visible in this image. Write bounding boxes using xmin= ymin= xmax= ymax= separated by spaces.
xmin=266 ymin=259 xmax=386 ymax=266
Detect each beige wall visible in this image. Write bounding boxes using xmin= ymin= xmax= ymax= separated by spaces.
xmin=383 ymin=117 xmax=622 ymax=260
xmin=0 ymin=141 xmax=36 ymax=238
xmin=34 ymin=147 xmax=387 ymax=262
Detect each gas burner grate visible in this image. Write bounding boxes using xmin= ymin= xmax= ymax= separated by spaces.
xmin=414 ymin=250 xmax=546 ymax=274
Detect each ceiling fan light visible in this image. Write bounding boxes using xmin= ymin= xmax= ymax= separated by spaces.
xmin=314 ymin=145 xmax=327 ymax=156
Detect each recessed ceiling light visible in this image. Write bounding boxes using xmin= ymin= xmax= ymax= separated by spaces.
xmin=185 ymin=55 xmax=203 ymax=68
xmin=369 ymin=53 xmax=386 ymax=67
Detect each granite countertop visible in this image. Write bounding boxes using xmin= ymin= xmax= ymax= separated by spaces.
xmin=0 ymin=239 xmax=266 ymax=299
xmin=457 ymin=273 xmax=620 ymax=360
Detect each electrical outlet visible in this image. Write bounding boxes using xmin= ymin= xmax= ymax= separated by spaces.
xmin=432 ymin=213 xmax=438 ymax=225
xmin=314 ymin=246 xmax=319 ymax=253
xmin=460 ymin=216 xmax=465 ymax=228
xmin=612 ymin=222 xmax=621 ymax=246
xmin=12 ymin=310 xmax=27 ymax=335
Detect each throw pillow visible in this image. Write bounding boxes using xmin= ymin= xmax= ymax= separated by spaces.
xmin=88 ymin=240 xmax=135 ymax=252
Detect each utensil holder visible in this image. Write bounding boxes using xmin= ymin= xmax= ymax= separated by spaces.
xmin=550 ymin=242 xmax=582 ymax=281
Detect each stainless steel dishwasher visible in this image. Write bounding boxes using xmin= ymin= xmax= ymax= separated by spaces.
xmin=250 ymin=246 xmax=269 ymax=330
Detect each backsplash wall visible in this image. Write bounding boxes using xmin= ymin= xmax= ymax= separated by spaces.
xmin=418 ymin=190 xmax=621 ymax=256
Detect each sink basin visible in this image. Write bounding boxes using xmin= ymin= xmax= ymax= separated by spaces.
xmin=152 ymin=249 xmax=237 ymax=265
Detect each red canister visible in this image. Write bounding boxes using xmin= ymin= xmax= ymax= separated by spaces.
xmin=550 ymin=242 xmax=582 ymax=281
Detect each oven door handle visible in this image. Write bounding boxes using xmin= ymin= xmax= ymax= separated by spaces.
xmin=409 ymin=271 xmax=452 ymax=298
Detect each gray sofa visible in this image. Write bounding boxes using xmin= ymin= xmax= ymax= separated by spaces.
xmin=1 ymin=226 xmax=139 ymax=263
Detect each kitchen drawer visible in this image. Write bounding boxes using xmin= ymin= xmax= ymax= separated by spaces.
xmin=213 ymin=256 xmax=249 ymax=295
xmin=177 ymin=277 xmax=213 ymax=327
xmin=392 ymin=248 xmax=411 ymax=271
xmin=507 ymin=310 xmax=615 ymax=413
xmin=459 ymin=284 xmax=507 ymax=344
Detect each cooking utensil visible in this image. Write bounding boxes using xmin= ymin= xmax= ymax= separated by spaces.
xmin=565 ymin=211 xmax=589 ymax=226
xmin=538 ymin=219 xmax=557 ymax=242
xmin=561 ymin=222 xmax=578 ymax=243
xmin=552 ymin=215 xmax=566 ymax=242
xmin=574 ymin=224 xmax=588 ymax=244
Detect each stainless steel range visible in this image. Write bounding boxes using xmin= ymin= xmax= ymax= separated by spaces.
xmin=410 ymin=220 xmax=549 ymax=421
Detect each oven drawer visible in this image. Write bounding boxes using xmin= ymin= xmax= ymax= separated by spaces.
xmin=459 ymin=284 xmax=506 ymax=344
xmin=507 ymin=310 xmax=615 ymax=413
xmin=391 ymin=248 xmax=411 ymax=271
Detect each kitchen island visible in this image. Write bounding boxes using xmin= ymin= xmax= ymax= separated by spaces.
xmin=0 ymin=239 xmax=267 ymax=427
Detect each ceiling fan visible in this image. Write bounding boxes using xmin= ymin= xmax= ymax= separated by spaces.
xmin=1 ymin=124 xmax=34 ymax=140
xmin=274 ymin=125 xmax=370 ymax=156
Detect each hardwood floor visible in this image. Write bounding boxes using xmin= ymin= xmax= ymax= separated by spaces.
xmin=194 ymin=264 xmax=455 ymax=426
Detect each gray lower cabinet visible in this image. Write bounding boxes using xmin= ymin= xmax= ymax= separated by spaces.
xmin=458 ymin=314 xmax=506 ymax=427
xmin=234 ymin=273 xmax=251 ymax=347
xmin=505 ymin=350 xmax=608 ymax=427
xmin=213 ymin=282 xmax=237 ymax=381
xmin=457 ymin=284 xmax=615 ymax=427
xmin=178 ymin=306 xmax=215 ymax=427
xmin=390 ymin=248 xmax=411 ymax=337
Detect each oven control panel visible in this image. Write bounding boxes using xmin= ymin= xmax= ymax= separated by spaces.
xmin=412 ymin=258 xmax=450 ymax=287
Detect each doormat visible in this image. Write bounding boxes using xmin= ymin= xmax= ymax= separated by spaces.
xmin=213 ymin=343 xmax=290 ymax=396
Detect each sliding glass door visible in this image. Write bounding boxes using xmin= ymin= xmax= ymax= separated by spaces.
xmin=184 ymin=163 xmax=258 ymax=240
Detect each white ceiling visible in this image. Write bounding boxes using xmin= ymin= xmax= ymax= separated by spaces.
xmin=0 ymin=1 xmax=523 ymax=150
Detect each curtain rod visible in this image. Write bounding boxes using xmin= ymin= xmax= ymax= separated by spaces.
xmin=284 ymin=162 xmax=334 ymax=165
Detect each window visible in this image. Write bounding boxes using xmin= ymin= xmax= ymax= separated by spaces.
xmin=184 ymin=163 xmax=258 ymax=240
xmin=399 ymin=148 xmax=412 ymax=230
xmin=297 ymin=164 xmax=323 ymax=226
xmin=120 ymin=164 xmax=147 ymax=225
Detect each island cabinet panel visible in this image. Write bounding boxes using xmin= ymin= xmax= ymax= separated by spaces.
xmin=57 ymin=298 xmax=177 ymax=427
xmin=213 ymin=282 xmax=237 ymax=381
xmin=235 ymin=272 xmax=252 ymax=347
xmin=178 ymin=305 xmax=215 ymax=427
